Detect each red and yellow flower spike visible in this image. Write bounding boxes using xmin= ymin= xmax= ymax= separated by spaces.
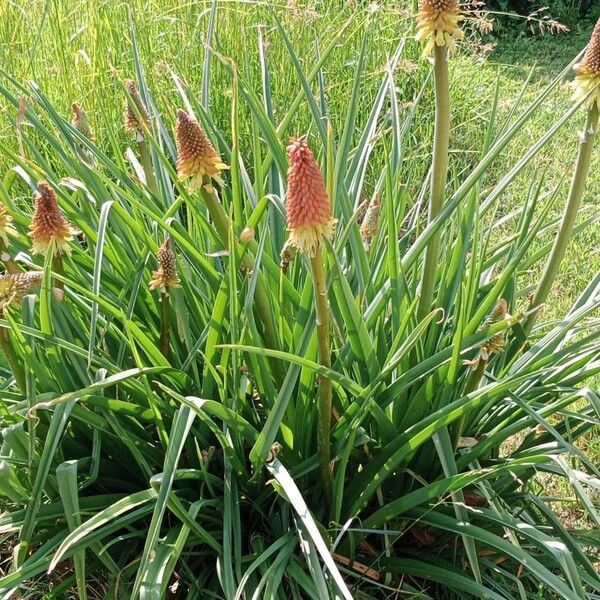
xmin=573 ymin=19 xmax=600 ymax=107
xmin=29 ymin=181 xmax=75 ymax=256
xmin=415 ymin=0 xmax=464 ymax=58
xmin=285 ymin=136 xmax=335 ymax=257
xmin=149 ymin=238 xmax=180 ymax=294
xmin=176 ymin=110 xmax=228 ymax=190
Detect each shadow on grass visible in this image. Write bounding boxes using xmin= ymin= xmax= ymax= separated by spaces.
xmin=488 ymin=13 xmax=600 ymax=80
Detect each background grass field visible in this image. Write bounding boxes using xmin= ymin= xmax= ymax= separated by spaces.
xmin=0 ymin=0 xmax=598 ymax=314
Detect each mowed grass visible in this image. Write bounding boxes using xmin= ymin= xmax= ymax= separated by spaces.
xmin=1 ymin=0 xmax=599 ymax=515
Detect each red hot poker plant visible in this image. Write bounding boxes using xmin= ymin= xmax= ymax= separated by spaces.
xmin=286 ymin=136 xmax=334 ymax=502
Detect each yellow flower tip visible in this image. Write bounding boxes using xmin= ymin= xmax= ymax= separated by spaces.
xmin=124 ymin=79 xmax=150 ymax=137
xmin=285 ymin=136 xmax=335 ymax=257
xmin=71 ymin=102 xmax=94 ymax=141
xmin=415 ymin=0 xmax=464 ymax=57
xmin=29 ymin=181 xmax=75 ymax=256
xmin=0 ymin=271 xmax=43 ymax=311
xmin=176 ymin=109 xmax=228 ymax=190
xmin=0 ymin=203 xmax=17 ymax=247
xmin=149 ymin=238 xmax=180 ymax=294
xmin=572 ymin=19 xmax=600 ymax=107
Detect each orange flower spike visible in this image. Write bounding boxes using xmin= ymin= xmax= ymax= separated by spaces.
xmin=29 ymin=181 xmax=75 ymax=256
xmin=176 ymin=110 xmax=228 ymax=191
xmin=149 ymin=238 xmax=180 ymax=294
xmin=124 ymin=80 xmax=150 ymax=137
xmin=285 ymin=137 xmax=335 ymax=257
xmin=573 ymin=19 xmax=600 ymax=107
xmin=416 ymin=0 xmax=464 ymax=58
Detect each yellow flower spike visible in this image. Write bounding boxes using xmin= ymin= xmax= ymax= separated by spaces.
xmin=416 ymin=0 xmax=464 ymax=58
xmin=572 ymin=19 xmax=600 ymax=108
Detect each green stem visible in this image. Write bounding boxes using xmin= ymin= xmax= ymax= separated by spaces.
xmin=310 ymin=250 xmax=333 ymax=503
xmin=0 ymin=327 xmax=26 ymax=394
xmin=417 ymin=44 xmax=451 ymax=321
xmin=524 ymin=103 xmax=599 ymax=334
xmin=138 ymin=138 xmax=158 ymax=197
xmin=452 ymin=357 xmax=486 ymax=449
xmin=199 ymin=186 xmax=283 ymax=383
xmin=52 ymin=254 xmax=64 ymax=300
xmin=159 ymin=292 xmax=171 ymax=360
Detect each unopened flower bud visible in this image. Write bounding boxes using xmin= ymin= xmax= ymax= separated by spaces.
xmin=149 ymin=238 xmax=180 ymax=294
xmin=176 ymin=110 xmax=228 ymax=190
xmin=29 ymin=181 xmax=75 ymax=256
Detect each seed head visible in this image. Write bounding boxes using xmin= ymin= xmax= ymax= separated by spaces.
xmin=176 ymin=110 xmax=228 ymax=191
xmin=29 ymin=182 xmax=74 ymax=256
xmin=360 ymin=195 xmax=381 ymax=251
xmin=285 ymin=137 xmax=335 ymax=257
xmin=0 ymin=272 xmax=43 ymax=311
xmin=124 ymin=80 xmax=150 ymax=137
xmin=0 ymin=203 xmax=17 ymax=247
xmin=415 ymin=0 xmax=464 ymax=58
xmin=71 ymin=102 xmax=94 ymax=141
xmin=149 ymin=238 xmax=180 ymax=294
xmin=573 ymin=20 xmax=600 ymax=107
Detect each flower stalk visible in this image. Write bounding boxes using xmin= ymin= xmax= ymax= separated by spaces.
xmin=176 ymin=110 xmax=282 ymax=381
xmin=453 ymin=299 xmax=508 ymax=448
xmin=286 ymin=136 xmax=335 ymax=500
xmin=417 ymin=43 xmax=451 ymax=321
xmin=310 ymin=251 xmax=333 ymax=501
xmin=525 ymin=22 xmax=600 ymax=333
xmin=149 ymin=238 xmax=180 ymax=360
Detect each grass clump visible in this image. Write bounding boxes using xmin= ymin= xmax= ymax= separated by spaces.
xmin=0 ymin=2 xmax=598 ymax=599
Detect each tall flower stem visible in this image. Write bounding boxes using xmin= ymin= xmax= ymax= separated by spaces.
xmin=524 ymin=103 xmax=599 ymax=334
xmin=417 ymin=44 xmax=451 ymax=321
xmin=52 ymin=254 xmax=65 ymax=299
xmin=310 ymin=250 xmax=333 ymax=502
xmin=452 ymin=358 xmax=486 ymax=449
xmin=159 ymin=292 xmax=171 ymax=359
xmin=199 ymin=186 xmax=283 ymax=383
